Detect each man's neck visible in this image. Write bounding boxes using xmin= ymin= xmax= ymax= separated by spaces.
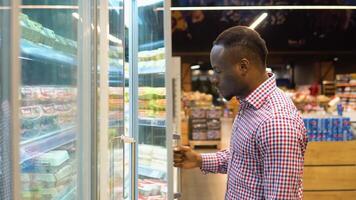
xmin=242 ymin=72 xmax=269 ymax=99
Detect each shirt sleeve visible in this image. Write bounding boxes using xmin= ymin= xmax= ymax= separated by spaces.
xmin=258 ymin=116 xmax=307 ymax=200
xmin=200 ymin=149 xmax=230 ymax=174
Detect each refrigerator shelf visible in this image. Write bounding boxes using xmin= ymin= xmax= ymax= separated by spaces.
xmin=57 ymin=186 xmax=76 ymax=200
xmin=138 ymin=64 xmax=165 ymax=75
xmin=21 ymin=39 xmax=76 ymax=65
xmin=20 ymin=126 xmax=76 ymax=163
xmin=138 ymin=117 xmax=165 ymax=127
xmin=138 ymin=165 xmax=166 ymax=180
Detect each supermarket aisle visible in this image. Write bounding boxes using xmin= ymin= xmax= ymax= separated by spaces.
xmin=181 ymin=149 xmax=227 ymax=200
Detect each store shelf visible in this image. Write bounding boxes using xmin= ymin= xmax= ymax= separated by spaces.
xmin=20 ymin=126 xmax=76 ymax=163
xmin=57 ymin=186 xmax=76 ymax=200
xmin=138 ymin=117 xmax=165 ymax=127
xmin=336 ymin=83 xmax=356 ymax=87
xmin=21 ymin=39 xmax=76 ymax=65
xmin=138 ymin=64 xmax=165 ymax=75
xmin=337 ymin=94 xmax=356 ymax=99
xmin=138 ymin=165 xmax=166 ymax=179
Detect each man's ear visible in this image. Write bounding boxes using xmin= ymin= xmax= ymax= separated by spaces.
xmin=239 ymin=58 xmax=250 ymax=75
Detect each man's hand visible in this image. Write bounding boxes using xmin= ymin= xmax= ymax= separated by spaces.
xmin=173 ymin=146 xmax=202 ymax=169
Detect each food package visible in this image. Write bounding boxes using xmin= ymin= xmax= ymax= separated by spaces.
xmin=207 ymin=119 xmax=221 ymax=130
xmin=192 ymin=131 xmax=207 ymax=140
xmin=206 ymin=107 xmax=222 ymax=119
xmin=191 ymin=108 xmax=206 ymax=119
xmin=207 ymin=130 xmax=221 ymax=140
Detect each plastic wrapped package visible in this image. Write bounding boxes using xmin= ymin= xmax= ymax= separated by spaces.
xmin=206 ymin=107 xmax=222 ymax=119
xmin=190 ymin=108 xmax=206 ymax=119
xmin=207 ymin=119 xmax=221 ymax=130
xmin=192 ymin=131 xmax=207 ymax=140
xmin=207 ymin=130 xmax=221 ymax=140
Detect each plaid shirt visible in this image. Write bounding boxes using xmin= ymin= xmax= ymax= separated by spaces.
xmin=201 ymin=73 xmax=308 ymax=200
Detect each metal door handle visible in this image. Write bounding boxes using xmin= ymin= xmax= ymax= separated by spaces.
xmin=110 ymin=135 xmax=136 ymax=200
xmin=173 ymin=132 xmax=182 ymax=199
xmin=120 ymin=136 xmax=136 ymax=200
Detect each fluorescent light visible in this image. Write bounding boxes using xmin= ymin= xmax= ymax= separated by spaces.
xmin=73 ymin=12 xmax=121 ymax=44
xmin=249 ymin=12 xmax=268 ymax=29
xmin=20 ymin=5 xmax=78 ymax=9
xmin=156 ymin=5 xmax=356 ymax=11
xmin=191 ymin=65 xmax=200 ymax=70
xmin=72 ymin=12 xmax=80 ymax=20
xmin=138 ymin=0 xmax=162 ymax=7
xmin=108 ymin=34 xmax=122 ymax=45
xmin=19 ymin=56 xmax=33 ymax=61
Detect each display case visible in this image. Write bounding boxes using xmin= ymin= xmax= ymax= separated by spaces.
xmin=19 ymin=1 xmax=79 ymax=199
xmin=1 ymin=0 xmax=16 ymax=199
xmin=135 ymin=1 xmax=171 ymax=199
xmin=0 ymin=0 xmax=174 ymax=199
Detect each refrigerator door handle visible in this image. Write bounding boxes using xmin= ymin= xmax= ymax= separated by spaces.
xmin=173 ymin=132 xmax=182 ymax=199
xmin=111 ymin=135 xmax=136 ymax=200
xmin=119 ymin=135 xmax=136 ymax=200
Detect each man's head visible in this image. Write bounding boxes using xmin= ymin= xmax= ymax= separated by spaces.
xmin=210 ymin=26 xmax=268 ymax=100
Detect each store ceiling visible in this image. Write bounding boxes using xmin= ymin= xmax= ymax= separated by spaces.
xmin=171 ymin=0 xmax=356 ymax=54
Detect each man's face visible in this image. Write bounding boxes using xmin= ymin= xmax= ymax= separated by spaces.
xmin=210 ymin=45 xmax=247 ymax=100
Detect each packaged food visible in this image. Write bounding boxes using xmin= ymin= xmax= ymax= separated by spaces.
xmin=192 ymin=131 xmax=207 ymax=140
xmin=206 ymin=107 xmax=222 ymax=119
xmin=42 ymin=104 xmax=56 ymax=116
xmin=191 ymin=108 xmax=206 ymax=119
xmin=207 ymin=119 xmax=221 ymax=130
xmin=207 ymin=130 xmax=221 ymax=140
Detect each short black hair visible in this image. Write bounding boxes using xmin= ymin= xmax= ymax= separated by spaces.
xmin=213 ymin=26 xmax=268 ymax=68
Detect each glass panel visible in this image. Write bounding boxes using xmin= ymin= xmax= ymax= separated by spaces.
xmin=19 ymin=1 xmax=78 ymax=199
xmin=107 ymin=0 xmax=126 ymax=199
xmin=0 ymin=0 xmax=12 ymax=199
xmin=137 ymin=1 xmax=167 ymax=199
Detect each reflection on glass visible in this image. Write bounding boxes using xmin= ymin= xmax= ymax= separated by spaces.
xmin=0 ymin=0 xmax=12 ymax=199
xmin=108 ymin=0 xmax=125 ymax=199
xmin=19 ymin=1 xmax=78 ymax=199
xmin=137 ymin=0 xmax=167 ymax=199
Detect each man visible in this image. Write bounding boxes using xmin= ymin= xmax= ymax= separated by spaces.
xmin=174 ymin=26 xmax=308 ymax=199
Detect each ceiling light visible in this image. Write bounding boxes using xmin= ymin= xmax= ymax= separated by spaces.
xmin=159 ymin=5 xmax=356 ymax=11
xmin=249 ymin=12 xmax=268 ymax=29
xmin=72 ymin=12 xmax=80 ymax=20
xmin=191 ymin=65 xmax=200 ymax=70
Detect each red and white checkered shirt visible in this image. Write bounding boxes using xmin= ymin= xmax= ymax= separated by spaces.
xmin=201 ymin=73 xmax=308 ymax=200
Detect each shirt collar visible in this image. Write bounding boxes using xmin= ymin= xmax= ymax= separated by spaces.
xmin=240 ymin=72 xmax=277 ymax=110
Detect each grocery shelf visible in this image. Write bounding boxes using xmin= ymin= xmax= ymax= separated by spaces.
xmin=337 ymin=94 xmax=356 ymax=99
xmin=138 ymin=117 xmax=165 ymax=127
xmin=21 ymin=39 xmax=76 ymax=65
xmin=58 ymin=186 xmax=76 ymax=200
xmin=336 ymin=83 xmax=356 ymax=87
xmin=138 ymin=165 xmax=166 ymax=179
xmin=20 ymin=126 xmax=76 ymax=163
xmin=138 ymin=64 xmax=165 ymax=74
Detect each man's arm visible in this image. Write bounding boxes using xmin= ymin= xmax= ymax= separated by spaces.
xmin=258 ymin=116 xmax=306 ymax=199
xmin=200 ymin=149 xmax=230 ymax=174
xmin=173 ymin=146 xmax=230 ymax=174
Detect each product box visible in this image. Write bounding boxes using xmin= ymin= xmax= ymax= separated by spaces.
xmin=206 ymin=107 xmax=222 ymax=119
xmin=190 ymin=108 xmax=206 ymax=119
xmin=308 ymin=118 xmax=319 ymax=142
xmin=207 ymin=130 xmax=220 ymax=140
xmin=331 ymin=117 xmax=342 ymax=141
xmin=192 ymin=131 xmax=207 ymax=140
xmin=207 ymin=119 xmax=221 ymax=130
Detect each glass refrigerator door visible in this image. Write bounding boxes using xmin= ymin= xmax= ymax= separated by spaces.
xmin=134 ymin=1 xmax=169 ymax=199
xmin=19 ymin=1 xmax=79 ymax=199
xmin=104 ymin=0 xmax=126 ymax=199
xmin=0 ymin=0 xmax=15 ymax=199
